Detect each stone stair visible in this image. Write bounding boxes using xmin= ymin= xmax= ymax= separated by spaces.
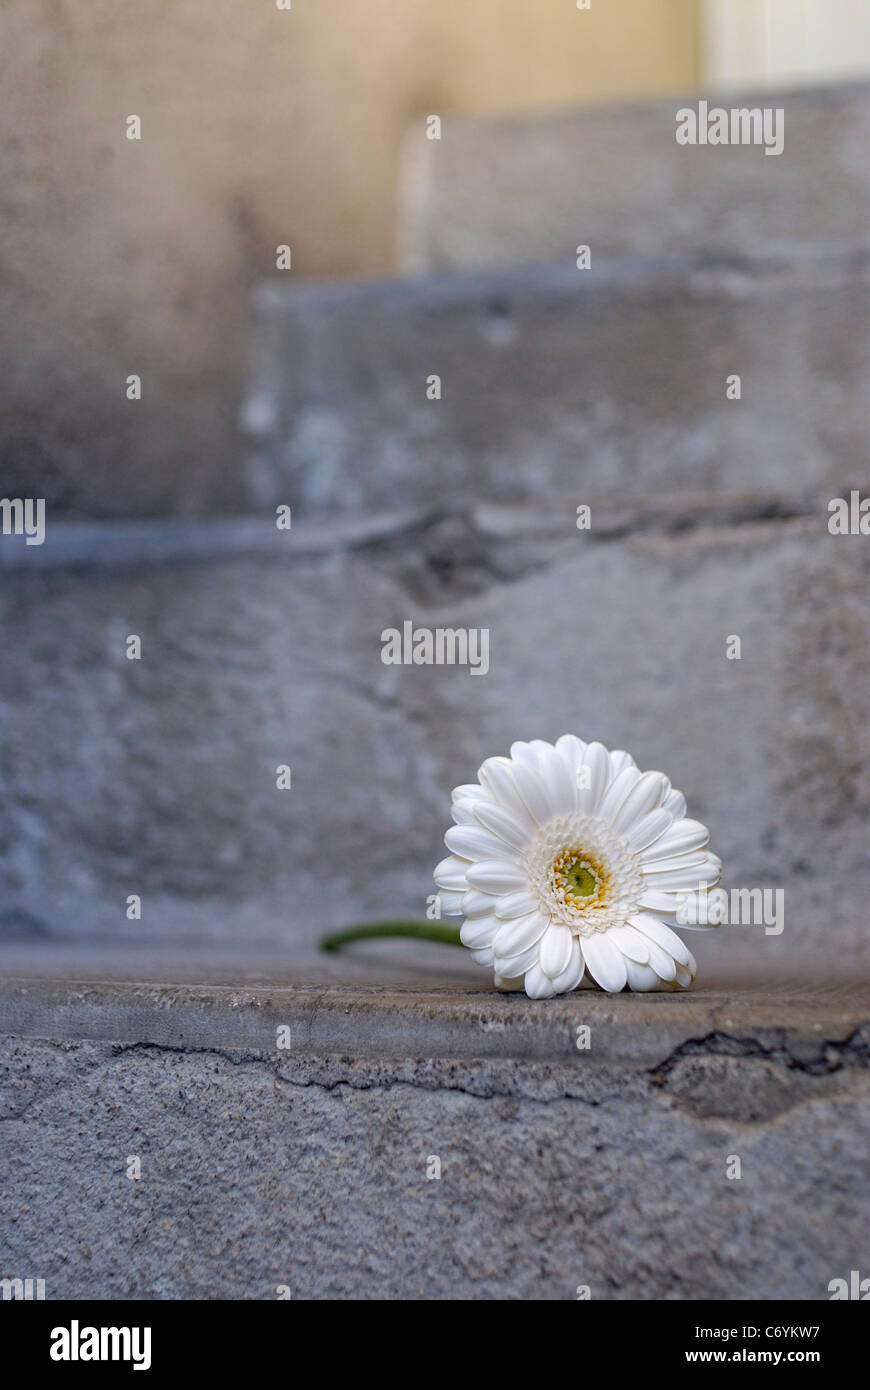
xmin=243 ymin=247 xmax=870 ymax=515
xmin=1 ymin=497 xmax=867 ymax=981
xmin=399 ymin=83 xmax=870 ymax=272
xmin=2 ymin=91 xmax=869 ymax=968
xmin=2 ymin=973 xmax=867 ymax=1300
xmin=2 ymin=82 xmax=870 ymax=1300
xmin=0 ymin=103 xmax=865 ymax=950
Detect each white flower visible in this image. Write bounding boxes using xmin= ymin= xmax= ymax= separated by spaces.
xmin=433 ymin=737 xmax=722 ymax=997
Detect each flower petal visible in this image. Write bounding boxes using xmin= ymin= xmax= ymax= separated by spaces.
xmin=550 ymin=940 xmax=584 ymax=994
xmin=511 ymin=761 xmax=554 ymax=826
xmin=662 ymin=788 xmax=687 ymax=819
xmin=492 ymin=910 xmax=548 ymax=959
xmin=608 ymin=749 xmax=637 ymax=778
xmin=461 ymin=889 xmax=497 ymax=918
xmin=509 ymin=740 xmax=548 ymax=768
xmin=494 ymin=890 xmax=539 ymax=919
xmin=478 ymin=757 xmax=533 ymax=822
xmin=433 ymin=855 xmax=468 ymax=891
xmin=445 ymin=824 xmax=509 ymax=862
xmin=538 ymin=922 xmax=574 ymax=979
xmin=466 ymin=859 xmax=528 ymax=894
xmin=637 ymin=887 xmax=683 ymax=916
xmin=641 ymin=862 xmax=718 ymax=893
xmin=644 ymin=938 xmax=677 ymax=981
xmin=494 ymin=974 xmax=525 ymax=992
xmin=611 ymin=771 xmax=668 ymax=833
xmin=452 ymin=783 xmax=485 ymax=804
xmin=597 ymin=765 xmax=642 ymax=825
xmin=577 ymin=741 xmax=610 ymax=814
xmin=536 ymin=746 xmax=578 ymax=820
xmin=650 ymin=855 xmax=721 ymax=891
xmin=641 ymin=850 xmax=710 ymax=874
xmin=623 ymin=808 xmax=673 ymax=853
xmin=524 ymin=962 xmax=558 ymax=999
xmin=436 ymin=889 xmax=465 ymax=915
xmin=493 ymin=943 xmax=542 ymax=978
xmin=605 ymin=923 xmax=650 ymax=964
xmin=629 ymin=913 xmax=692 ymax=967
xmin=675 ymin=945 xmax=697 ymax=984
xmin=472 ymin=800 xmax=534 ymax=852
xmin=459 ymin=913 xmax=500 ymax=949
xmin=642 ymin=818 xmax=710 ymax=860
xmin=581 ymin=933 xmax=628 ymax=993
xmin=624 ymin=957 xmax=660 ymax=992
xmin=555 ymin=734 xmax=587 ymax=779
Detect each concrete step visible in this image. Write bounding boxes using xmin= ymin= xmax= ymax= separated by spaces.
xmin=0 ymin=497 xmax=867 ymax=977
xmin=1 ymin=972 xmax=868 ymax=1298
xmin=242 ymin=250 xmax=870 ymax=516
xmin=399 ymin=83 xmax=870 ymax=273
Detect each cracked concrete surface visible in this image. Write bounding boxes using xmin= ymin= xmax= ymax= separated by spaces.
xmin=1 ymin=976 xmax=867 ymax=1298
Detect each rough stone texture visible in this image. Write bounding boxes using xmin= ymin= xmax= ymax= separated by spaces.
xmin=399 ymin=83 xmax=870 ymax=273
xmin=0 ymin=504 xmax=868 ymax=977
xmin=1 ymin=977 xmax=867 ymax=1299
xmin=244 ymin=251 xmax=870 ymax=514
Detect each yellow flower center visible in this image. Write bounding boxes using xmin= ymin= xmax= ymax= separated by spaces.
xmin=552 ymin=849 xmax=609 ymax=910
xmin=524 ymin=812 xmax=643 ymax=935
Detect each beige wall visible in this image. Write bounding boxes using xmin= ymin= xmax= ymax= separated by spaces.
xmin=0 ymin=0 xmax=699 ymax=517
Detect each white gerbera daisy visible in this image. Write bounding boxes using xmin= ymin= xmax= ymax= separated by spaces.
xmin=433 ymin=737 xmax=721 ymax=997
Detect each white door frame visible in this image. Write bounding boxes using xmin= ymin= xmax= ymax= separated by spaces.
xmin=703 ymin=0 xmax=870 ymax=90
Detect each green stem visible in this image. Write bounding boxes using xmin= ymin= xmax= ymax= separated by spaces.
xmin=319 ymin=920 xmax=463 ymax=954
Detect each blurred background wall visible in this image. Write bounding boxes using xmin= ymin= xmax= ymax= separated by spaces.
xmin=5 ymin=1 xmax=870 ymax=519
xmin=0 ymin=0 xmax=700 ymax=517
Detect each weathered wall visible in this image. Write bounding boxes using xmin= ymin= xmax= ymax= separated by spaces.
xmin=0 ymin=0 xmax=699 ymax=518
